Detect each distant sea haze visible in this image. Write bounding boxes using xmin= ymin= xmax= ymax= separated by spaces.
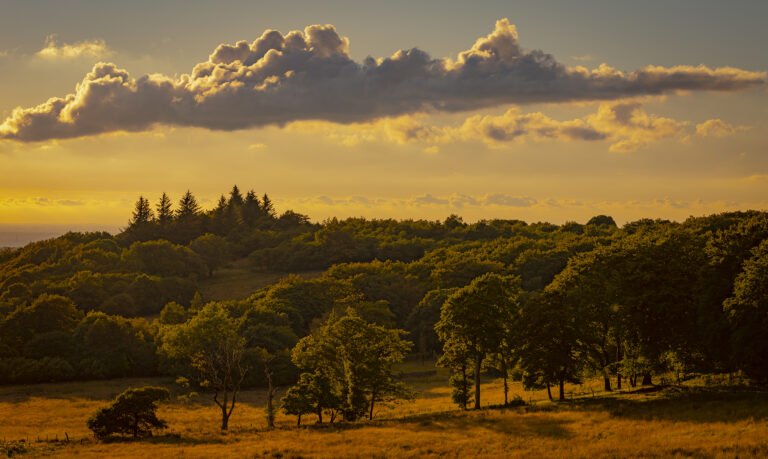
xmin=0 ymin=224 xmax=120 ymax=248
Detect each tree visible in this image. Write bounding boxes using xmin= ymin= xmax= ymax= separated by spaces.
xmin=173 ymin=190 xmax=203 ymax=244
xmin=288 ymin=313 xmax=412 ymax=423
xmin=281 ymin=375 xmax=315 ymax=426
xmin=87 ymin=386 xmax=170 ymax=439
xmin=124 ymin=196 xmax=156 ymax=242
xmin=130 ymin=196 xmax=154 ymax=225
xmin=0 ymin=294 xmax=83 ymax=351
xmin=159 ymin=302 xmax=187 ymax=325
xmin=160 ymin=304 xmax=248 ymax=430
xmin=228 ymin=185 xmax=244 ymax=207
xmin=156 ymin=193 xmax=174 ymax=227
xmin=190 ymin=234 xmax=230 ymax=277
xmin=435 ymin=273 xmax=520 ymax=409
xmin=281 ymin=372 xmax=338 ymax=425
xmin=437 ymin=339 xmax=473 ymax=409
xmin=586 ymin=215 xmax=617 ymax=227
xmin=177 ymin=190 xmax=201 ymax=219
xmin=724 ymin=240 xmax=768 ymax=382
xmin=517 ymin=291 xmax=583 ymax=401
xmin=262 ymin=193 xmax=275 ymax=218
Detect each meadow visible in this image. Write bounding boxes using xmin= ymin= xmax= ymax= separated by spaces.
xmin=2 ymin=362 xmax=767 ymax=458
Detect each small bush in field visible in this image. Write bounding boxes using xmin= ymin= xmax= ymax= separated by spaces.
xmin=87 ymin=386 xmax=170 ymax=439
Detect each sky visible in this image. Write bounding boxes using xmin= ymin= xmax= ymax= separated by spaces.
xmin=0 ymin=0 xmax=766 ymax=235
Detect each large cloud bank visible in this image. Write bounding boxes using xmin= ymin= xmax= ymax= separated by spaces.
xmin=1 ymin=19 xmax=764 ymax=142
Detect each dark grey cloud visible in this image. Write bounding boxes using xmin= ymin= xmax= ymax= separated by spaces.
xmin=1 ymin=19 xmax=764 ymax=142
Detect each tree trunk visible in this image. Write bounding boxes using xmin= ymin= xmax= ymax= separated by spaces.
xmin=559 ymin=377 xmax=565 ymax=401
xmin=297 ymin=413 xmax=301 ymax=427
xmin=461 ymin=364 xmax=468 ymax=410
xmin=474 ymin=351 xmax=482 ymax=410
xmin=369 ymin=389 xmax=376 ymax=420
xmin=616 ymin=336 xmax=622 ymax=390
xmin=265 ymin=364 xmax=275 ymax=429
xmin=215 ymin=390 xmax=231 ymax=431
xmin=502 ymin=359 xmax=509 ymax=406
xmin=641 ymin=372 xmax=653 ymax=386
xmin=546 ymin=382 xmax=553 ymax=401
xmin=317 ymin=408 xmax=323 ymax=424
xmin=604 ymin=376 xmax=612 ymax=392
xmin=221 ymin=404 xmax=229 ymax=430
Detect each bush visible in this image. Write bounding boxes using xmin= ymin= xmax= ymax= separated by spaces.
xmin=87 ymin=386 xmax=170 ymax=439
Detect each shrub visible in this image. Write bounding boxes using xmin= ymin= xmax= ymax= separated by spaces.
xmin=87 ymin=386 xmax=170 ymax=439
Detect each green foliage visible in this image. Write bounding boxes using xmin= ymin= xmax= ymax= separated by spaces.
xmin=159 ymin=302 xmax=187 ymax=325
xmin=436 ymin=273 xmax=521 ymax=409
xmin=87 ymin=386 xmax=170 ymax=439
xmin=159 ymin=303 xmax=248 ymax=430
xmin=289 ymin=314 xmax=412 ymax=422
xmin=74 ymin=312 xmax=157 ymax=379
xmin=0 ymin=294 xmax=82 ymax=351
xmin=190 ymin=233 xmax=230 ymax=277
xmin=724 ymin=240 xmax=768 ymax=382
xmin=122 ymin=240 xmax=205 ymax=278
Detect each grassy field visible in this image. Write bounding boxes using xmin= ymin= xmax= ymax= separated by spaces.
xmin=197 ymin=258 xmax=322 ymax=302
xmin=2 ymin=362 xmax=767 ymax=458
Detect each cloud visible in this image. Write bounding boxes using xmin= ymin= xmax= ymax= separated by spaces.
xmin=695 ymin=118 xmax=751 ymax=137
xmin=0 ymin=197 xmax=87 ymax=207
xmin=1 ymin=19 xmax=764 ymax=142
xmin=483 ymin=194 xmax=537 ymax=207
xmin=36 ymin=36 xmax=112 ymax=59
xmin=291 ymin=100 xmax=702 ymax=152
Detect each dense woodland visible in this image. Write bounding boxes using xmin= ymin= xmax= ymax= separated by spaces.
xmin=1 ymin=185 xmax=767 ymax=429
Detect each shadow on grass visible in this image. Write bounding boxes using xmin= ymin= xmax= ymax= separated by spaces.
xmin=299 ymin=408 xmax=572 ymax=439
xmin=97 ymin=433 xmax=228 ymax=446
xmin=569 ymin=386 xmax=768 ymax=423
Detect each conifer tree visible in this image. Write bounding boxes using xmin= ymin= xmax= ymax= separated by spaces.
xmin=262 ymin=193 xmax=275 ymax=218
xmin=156 ymin=193 xmax=173 ymax=226
xmin=177 ymin=190 xmax=201 ymax=218
xmin=130 ymin=196 xmax=154 ymax=225
xmin=228 ymin=185 xmax=244 ymax=207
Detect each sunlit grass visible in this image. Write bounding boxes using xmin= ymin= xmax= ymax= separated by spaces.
xmin=2 ymin=364 xmax=767 ymax=458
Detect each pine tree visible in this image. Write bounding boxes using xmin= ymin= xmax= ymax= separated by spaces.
xmin=130 ymin=196 xmax=154 ymax=225
xmin=156 ymin=193 xmax=173 ymax=226
xmin=177 ymin=190 xmax=201 ymax=219
xmin=124 ymin=196 xmax=156 ymax=242
xmin=262 ymin=193 xmax=275 ymax=218
xmin=241 ymin=190 xmax=261 ymax=226
xmin=228 ymin=185 xmax=244 ymax=207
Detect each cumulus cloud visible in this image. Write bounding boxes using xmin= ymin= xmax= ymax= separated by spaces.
xmin=695 ymin=118 xmax=751 ymax=137
xmin=36 ymin=36 xmax=112 ymax=59
xmin=1 ymin=19 xmax=764 ymax=142
xmin=292 ymin=100 xmax=710 ymax=152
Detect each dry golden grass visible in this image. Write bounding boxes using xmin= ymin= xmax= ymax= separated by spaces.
xmin=2 ymin=362 xmax=768 ymax=458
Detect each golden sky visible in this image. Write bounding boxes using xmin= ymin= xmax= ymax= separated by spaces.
xmin=1 ymin=1 xmax=766 ymax=228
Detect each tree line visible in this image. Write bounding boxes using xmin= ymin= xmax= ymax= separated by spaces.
xmin=1 ymin=187 xmax=767 ymax=430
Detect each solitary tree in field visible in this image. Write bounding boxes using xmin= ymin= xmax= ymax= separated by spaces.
xmin=160 ymin=304 xmax=248 ymax=430
xmin=87 ymin=386 xmax=170 ymax=439
xmin=436 ymin=273 xmax=520 ymax=410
